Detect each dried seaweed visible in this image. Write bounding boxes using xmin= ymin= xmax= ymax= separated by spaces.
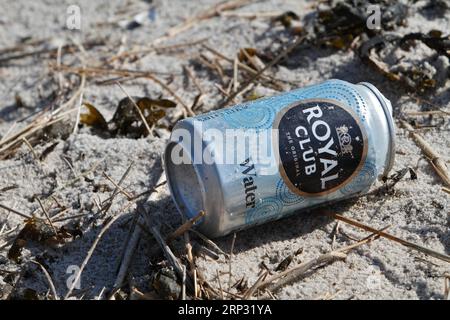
xmin=359 ymin=32 xmax=450 ymax=92
xmin=400 ymin=32 xmax=450 ymax=58
xmin=312 ymin=0 xmax=408 ymax=49
xmin=79 ymin=103 xmax=108 ymax=130
xmin=151 ymin=267 xmax=181 ymax=299
xmin=79 ymin=97 xmax=176 ymax=138
xmin=304 ymin=0 xmax=449 ymax=93
xmin=7 ymin=217 xmax=79 ymax=263
xmin=382 ymin=166 xmax=417 ymax=190
xmin=271 ymin=11 xmax=300 ymax=28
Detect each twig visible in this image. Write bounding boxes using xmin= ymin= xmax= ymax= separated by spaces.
xmin=31 ymin=260 xmax=59 ymax=300
xmin=184 ymin=232 xmax=195 ymax=272
xmin=405 ymin=110 xmax=450 ymax=117
xmin=0 ymin=39 xmax=104 ymax=64
xmin=216 ymin=269 xmax=225 ymax=300
xmin=72 ymin=75 xmax=85 ymax=135
xmin=255 ymin=230 xmax=386 ymax=297
xmin=56 ymin=44 xmax=64 ymax=91
xmin=0 ymin=121 xmax=18 ymax=145
xmin=193 ymin=269 xmax=198 ymax=299
xmin=144 ymin=73 xmax=194 ymax=117
xmin=0 ymin=212 xmax=11 ymax=236
xmin=110 ymin=173 xmax=164 ymax=296
xmin=401 ymin=120 xmax=450 ymax=187
xmin=445 ymin=274 xmax=450 ymax=300
xmin=264 ymin=252 xmax=346 ymax=294
xmin=51 ymin=213 xmax=87 ymax=223
xmin=101 ymin=161 xmax=134 ymax=215
xmin=103 ymin=171 xmax=133 ymax=200
xmin=202 ymin=44 xmax=283 ymax=87
xmin=219 ymin=35 xmax=305 ymax=107
xmin=61 ymin=156 xmax=77 ymax=178
xmin=214 ymin=83 xmax=238 ymax=103
xmin=228 ymin=233 xmax=236 ymax=291
xmin=57 ymin=64 xmax=194 ymax=116
xmin=233 ymin=56 xmax=239 ymax=92
xmin=110 ymin=211 xmax=140 ymax=296
xmin=0 ymin=203 xmax=32 ymax=220
xmin=243 ymin=270 xmax=269 ymax=299
xmin=167 ymin=210 xmax=205 ymax=243
xmin=96 ymin=287 xmax=106 ymax=300
xmin=36 ymin=198 xmax=57 ymax=235
xmin=332 ymin=213 xmax=450 ymax=263
xmin=22 ymin=137 xmax=40 ymax=164
xmin=219 ymin=10 xmax=283 ymax=18
xmin=149 ymin=225 xmax=194 ymax=294
xmin=107 ymin=38 xmax=207 ymax=63
xmin=189 ymin=229 xmax=229 ymax=258
xmin=181 ymin=265 xmax=187 ymax=300
xmin=183 ymin=65 xmax=205 ymax=95
xmin=0 ymin=225 xmax=19 ymax=240
xmin=64 ymin=202 xmax=133 ymax=299
xmin=443 ymin=187 xmax=450 ymax=195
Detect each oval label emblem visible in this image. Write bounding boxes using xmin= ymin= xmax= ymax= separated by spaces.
xmin=273 ymin=99 xmax=368 ymax=196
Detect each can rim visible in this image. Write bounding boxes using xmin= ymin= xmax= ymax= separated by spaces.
xmin=358 ymin=82 xmax=396 ymax=179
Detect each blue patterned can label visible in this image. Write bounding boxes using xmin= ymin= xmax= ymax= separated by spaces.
xmin=164 ymin=80 xmax=395 ymax=237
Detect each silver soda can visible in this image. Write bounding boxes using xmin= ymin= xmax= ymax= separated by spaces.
xmin=163 ymin=79 xmax=395 ymax=237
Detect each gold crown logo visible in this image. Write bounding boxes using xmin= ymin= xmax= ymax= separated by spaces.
xmin=336 ymin=125 xmax=353 ymax=155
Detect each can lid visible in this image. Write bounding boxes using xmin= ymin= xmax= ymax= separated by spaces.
xmin=358 ymin=82 xmax=396 ymax=179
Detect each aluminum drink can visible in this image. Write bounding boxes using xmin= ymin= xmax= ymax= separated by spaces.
xmin=163 ymin=79 xmax=395 ymax=237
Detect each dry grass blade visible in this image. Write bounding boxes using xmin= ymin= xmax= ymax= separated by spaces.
xmin=401 ymin=120 xmax=450 ymax=187
xmin=228 ymin=232 xmax=236 ymax=290
xmin=193 ymin=269 xmax=198 ymax=299
xmin=184 ymin=232 xmax=195 ymax=272
xmin=158 ymin=0 xmax=253 ymax=41
xmin=102 ymin=161 xmax=134 ymax=214
xmin=219 ymin=35 xmax=305 ymax=107
xmin=202 ymin=44 xmax=283 ymax=88
xmin=167 ymin=210 xmax=205 ymax=243
xmin=253 ymin=230 xmax=386 ymax=297
xmin=149 ymin=225 xmax=194 ymax=293
xmin=443 ymin=187 xmax=450 ymax=195
xmin=0 ymin=39 xmax=104 ymax=64
xmin=216 ymin=269 xmax=225 ymax=300
xmin=31 ymin=260 xmax=59 ymax=300
xmin=0 ymin=70 xmax=85 ymax=159
xmin=189 ymin=229 xmax=229 ymax=258
xmin=58 ymin=64 xmax=194 ymax=116
xmin=445 ymin=274 xmax=450 ymax=300
xmin=51 ymin=213 xmax=87 ymax=223
xmin=333 ymin=213 xmax=450 ymax=263
xmin=22 ymin=137 xmax=40 ymax=164
xmin=107 ymin=38 xmax=207 ymax=63
xmin=180 ymin=265 xmax=187 ymax=300
xmin=183 ymin=65 xmax=205 ymax=96
xmin=36 ymin=198 xmax=57 ymax=235
xmin=110 ymin=173 xmax=164 ymax=296
xmin=243 ymin=270 xmax=269 ymax=299
xmin=0 ymin=203 xmax=32 ymax=220
xmin=73 ymin=74 xmax=86 ymax=134
xmin=262 ymin=252 xmax=346 ymax=295
xmin=0 ymin=226 xmax=19 ymax=240
xmin=103 ymin=171 xmax=133 ymax=200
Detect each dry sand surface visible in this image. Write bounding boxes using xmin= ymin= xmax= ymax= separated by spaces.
xmin=0 ymin=0 xmax=449 ymax=300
